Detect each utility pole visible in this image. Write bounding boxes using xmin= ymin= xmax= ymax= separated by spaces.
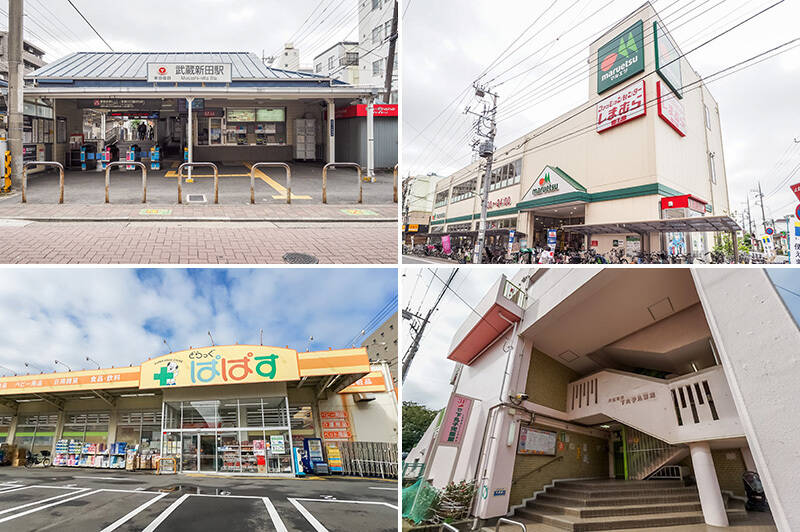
xmin=756 ymin=181 xmax=767 ymax=232
xmin=8 ymin=0 xmax=23 ymax=190
xmin=746 ymin=195 xmax=754 ymax=236
xmin=466 ymin=83 xmax=498 ymax=264
xmin=401 ymin=268 xmax=457 ymax=382
xmin=382 ymin=0 xmax=398 ymax=103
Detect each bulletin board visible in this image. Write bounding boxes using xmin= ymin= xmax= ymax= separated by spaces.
xmin=517 ymin=426 xmax=557 ymax=456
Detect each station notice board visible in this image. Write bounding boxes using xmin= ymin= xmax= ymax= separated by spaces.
xmin=518 ymin=426 xmax=557 ymax=456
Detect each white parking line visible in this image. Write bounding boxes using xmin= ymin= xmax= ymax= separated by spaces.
xmin=368 ymin=487 xmax=397 ymax=491
xmin=287 ymin=498 xmax=328 ymax=532
xmin=73 ymin=476 xmax=129 ymax=481
xmin=293 ymin=497 xmax=398 ymax=510
xmin=99 ymin=492 xmax=169 ymax=532
xmin=262 ymin=497 xmax=288 ymax=532
xmin=0 ymin=488 xmax=101 ymax=524
xmin=0 ymin=487 xmax=91 ymax=516
xmin=142 ymin=493 xmax=189 ymax=532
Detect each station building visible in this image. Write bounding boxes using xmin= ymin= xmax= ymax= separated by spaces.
xmin=20 ymin=51 xmax=397 ymax=180
xmin=408 ymin=269 xmax=798 ymax=529
xmin=0 ymin=344 xmax=397 ymax=476
xmin=427 ymin=2 xmax=738 ymax=258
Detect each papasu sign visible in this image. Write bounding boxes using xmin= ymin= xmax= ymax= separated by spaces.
xmin=596 ymin=79 xmax=646 ymax=133
xmin=147 ymin=63 xmax=232 ymax=83
xmin=597 ymin=20 xmax=644 ymax=94
xmin=657 ymin=81 xmax=687 ymax=136
xmin=439 ymin=394 xmax=473 ymax=446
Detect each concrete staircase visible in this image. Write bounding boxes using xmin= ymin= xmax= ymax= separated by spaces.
xmin=488 ymin=479 xmax=746 ymax=531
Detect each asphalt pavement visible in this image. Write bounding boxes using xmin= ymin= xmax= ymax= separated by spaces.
xmin=0 ymin=467 xmax=398 ymax=531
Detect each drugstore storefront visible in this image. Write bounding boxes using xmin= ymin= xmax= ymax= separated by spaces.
xmin=0 ymin=344 xmax=380 ymax=476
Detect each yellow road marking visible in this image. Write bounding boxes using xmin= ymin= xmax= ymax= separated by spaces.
xmin=243 ymin=162 xmax=311 ymax=200
xmin=164 ymin=171 xmax=250 ymax=178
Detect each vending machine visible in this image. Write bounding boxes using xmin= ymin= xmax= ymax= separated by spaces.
xmin=303 ymin=438 xmax=328 ymax=475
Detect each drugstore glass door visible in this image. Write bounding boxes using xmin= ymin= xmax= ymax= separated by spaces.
xmin=181 ymin=434 xmax=198 ymax=472
xmin=199 ymin=434 xmax=216 ymax=472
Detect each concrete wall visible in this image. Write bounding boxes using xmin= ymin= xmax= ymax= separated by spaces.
xmin=525 ymin=347 xmax=578 ymax=412
xmin=509 ymin=425 xmax=608 ymax=507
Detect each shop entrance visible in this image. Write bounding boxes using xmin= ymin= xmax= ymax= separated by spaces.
xmin=527 ymin=203 xmax=586 ymax=250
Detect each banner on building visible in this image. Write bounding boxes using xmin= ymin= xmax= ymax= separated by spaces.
xmin=789 ymin=217 xmax=800 ymax=264
xmin=439 ymin=393 xmax=473 ymax=446
xmin=656 ymin=81 xmax=686 ymax=137
xmin=597 ymin=20 xmax=644 ymax=94
xmin=597 ymin=79 xmax=646 ymax=133
xmin=441 ymin=234 xmax=452 ymax=255
xmin=0 ymin=367 xmax=140 ymax=395
xmin=339 ymin=371 xmax=387 ymax=393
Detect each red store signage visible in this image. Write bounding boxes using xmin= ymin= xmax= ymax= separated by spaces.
xmin=596 ymin=79 xmax=646 ymax=133
xmin=656 ymin=81 xmax=686 ymax=137
xmin=335 ymin=104 xmax=398 ymax=119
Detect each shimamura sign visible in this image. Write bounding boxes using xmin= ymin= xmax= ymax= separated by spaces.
xmin=597 ymin=20 xmax=644 ymax=94
xmin=147 ymin=63 xmax=232 ymax=83
xmin=596 ymin=79 xmax=646 ymax=133
xmin=140 ymin=345 xmax=300 ymax=389
xmin=657 ymin=81 xmax=686 ymax=136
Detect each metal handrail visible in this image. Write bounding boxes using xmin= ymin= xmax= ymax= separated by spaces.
xmin=322 ymin=162 xmax=362 ymax=204
xmin=177 ymin=162 xmax=218 ymax=204
xmin=250 ymin=162 xmax=291 ymax=204
xmin=22 ymin=161 xmax=65 ymax=204
xmin=510 ymin=455 xmax=563 ymax=487
xmin=105 ymin=161 xmax=147 ymax=204
xmin=393 ymin=164 xmax=398 ymax=203
xmin=440 ymin=524 xmax=459 ymax=532
xmin=496 ymin=518 xmax=527 ymax=531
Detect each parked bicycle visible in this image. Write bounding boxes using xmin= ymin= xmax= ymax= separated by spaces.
xmin=25 ymin=450 xmax=51 ymax=468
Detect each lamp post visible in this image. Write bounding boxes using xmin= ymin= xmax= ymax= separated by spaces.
xmin=85 ymin=356 xmax=101 ymax=369
xmin=54 ymin=359 xmax=72 ymax=372
xmin=163 ymin=339 xmax=173 ymax=353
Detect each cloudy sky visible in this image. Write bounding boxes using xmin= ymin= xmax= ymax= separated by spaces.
xmin=0 ymin=268 xmax=397 ymax=376
xmin=4 ymin=0 xmax=361 ymax=71
xmin=401 ymin=266 xmax=519 ymax=410
xmin=402 ymin=267 xmax=800 ymax=411
xmin=403 ymin=0 xmax=800 ymax=227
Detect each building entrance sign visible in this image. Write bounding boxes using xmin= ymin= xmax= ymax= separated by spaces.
xmin=518 ymin=166 xmax=587 ymax=205
xmin=140 ymin=345 xmax=300 ymax=389
xmin=597 ymin=20 xmax=644 ymax=94
xmin=147 ymin=63 xmax=232 ymax=83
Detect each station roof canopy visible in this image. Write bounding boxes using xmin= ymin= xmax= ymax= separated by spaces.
xmin=562 ymin=215 xmax=742 ymax=235
xmin=24 ymin=51 xmax=377 ymax=100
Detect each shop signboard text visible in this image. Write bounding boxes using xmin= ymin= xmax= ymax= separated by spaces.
xmin=147 ymin=63 xmax=232 ymax=83
xmin=597 ymin=20 xmax=644 ymax=94
xmin=439 ymin=394 xmax=473 ymax=446
xmin=596 ymin=79 xmax=646 ymax=133
xmin=657 ymin=81 xmax=686 ymax=137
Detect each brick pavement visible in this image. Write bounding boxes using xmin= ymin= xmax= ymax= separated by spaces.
xmin=0 ymin=221 xmax=397 ymax=264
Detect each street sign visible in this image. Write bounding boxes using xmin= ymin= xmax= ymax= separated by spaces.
xmin=796 ymin=204 xmax=800 ymax=220
xmin=790 ymin=216 xmax=800 ymax=265
xmin=791 ymin=183 xmax=800 ymax=202
xmin=766 ymin=227 xmax=774 ymax=236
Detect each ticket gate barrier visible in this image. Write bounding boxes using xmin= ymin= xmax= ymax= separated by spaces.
xmin=150 ymin=146 xmax=161 ymax=170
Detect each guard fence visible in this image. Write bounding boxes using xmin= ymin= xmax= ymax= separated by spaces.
xmin=334 ymin=441 xmax=397 ymax=479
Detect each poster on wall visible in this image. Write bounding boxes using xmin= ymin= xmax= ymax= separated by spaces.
xmin=517 ymin=426 xmax=557 ymax=456
xmin=654 ymin=20 xmax=682 ymax=98
xmin=596 ymin=79 xmax=646 ymax=133
xmin=270 ymin=435 xmax=286 ymax=454
xmin=439 ymin=393 xmax=473 ymax=446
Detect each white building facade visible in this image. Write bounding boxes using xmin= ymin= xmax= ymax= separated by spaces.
xmin=430 ymin=2 xmax=733 ymax=258
xmin=314 ymin=41 xmax=360 ymax=85
xmin=358 ymin=0 xmax=397 ymax=103
xmin=410 ymin=268 xmax=799 ymax=530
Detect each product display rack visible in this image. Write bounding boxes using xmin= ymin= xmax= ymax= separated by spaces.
xmin=53 ymin=440 xmax=129 ymax=469
xmin=218 ymin=443 xmax=258 ymax=473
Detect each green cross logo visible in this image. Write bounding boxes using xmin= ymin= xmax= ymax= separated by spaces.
xmin=618 ymin=32 xmax=638 ymax=57
xmin=154 ymin=366 xmax=174 ymax=386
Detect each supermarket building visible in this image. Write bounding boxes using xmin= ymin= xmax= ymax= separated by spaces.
xmin=407 ymin=269 xmax=799 ymax=530
xmin=426 ymin=2 xmax=737 ymax=257
xmin=0 ymin=344 xmax=397 ymax=476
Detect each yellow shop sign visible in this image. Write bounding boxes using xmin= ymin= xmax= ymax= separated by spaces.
xmin=140 ymin=345 xmax=300 ymax=389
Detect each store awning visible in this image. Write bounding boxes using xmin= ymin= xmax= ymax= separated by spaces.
xmin=562 ymin=215 xmax=741 ymax=235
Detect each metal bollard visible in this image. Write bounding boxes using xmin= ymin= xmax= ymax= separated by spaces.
xmin=177 ymin=162 xmax=219 ymax=204
xmin=250 ymin=163 xmax=292 ymax=205
xmin=393 ymin=164 xmax=398 ymax=203
xmin=105 ymin=161 xmax=147 ymax=204
xmin=22 ymin=161 xmax=65 ymax=204
xmin=322 ymin=162 xmax=362 ymax=204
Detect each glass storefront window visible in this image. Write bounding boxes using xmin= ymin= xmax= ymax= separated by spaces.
xmin=14 ymin=413 xmax=58 ymax=453
xmin=63 ymin=412 xmax=110 ymax=444
xmin=218 ymin=400 xmax=238 ymax=428
xmin=164 ymin=402 xmax=180 ymax=430
xmin=116 ymin=410 xmax=163 ymax=449
xmin=182 ymin=401 xmax=217 ymax=429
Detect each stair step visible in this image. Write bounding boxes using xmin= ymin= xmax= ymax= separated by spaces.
xmin=514 ymin=507 xmax=745 ymax=531
xmin=531 ymin=500 xmax=702 ymax=518
xmin=555 ymin=480 xmax=685 ymax=490
xmin=545 ymin=486 xmax=697 ymax=499
xmin=534 ymin=492 xmax=700 ymax=508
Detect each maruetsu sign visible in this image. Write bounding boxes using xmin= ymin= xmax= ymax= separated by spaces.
xmin=597 ymin=20 xmax=645 ymax=94
xmin=147 ymin=63 xmax=232 ymax=83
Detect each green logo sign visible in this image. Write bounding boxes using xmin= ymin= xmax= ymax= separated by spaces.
xmin=597 ymin=20 xmax=644 ymax=94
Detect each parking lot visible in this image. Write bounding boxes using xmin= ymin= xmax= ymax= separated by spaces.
xmin=5 ymin=162 xmax=396 ymax=206
xmin=0 ymin=467 xmax=398 ymax=531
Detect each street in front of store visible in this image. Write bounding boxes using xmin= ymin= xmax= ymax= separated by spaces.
xmin=0 ymin=467 xmax=398 ymax=531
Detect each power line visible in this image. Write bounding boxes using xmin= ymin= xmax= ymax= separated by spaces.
xmin=65 ymin=0 xmax=113 ymax=51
